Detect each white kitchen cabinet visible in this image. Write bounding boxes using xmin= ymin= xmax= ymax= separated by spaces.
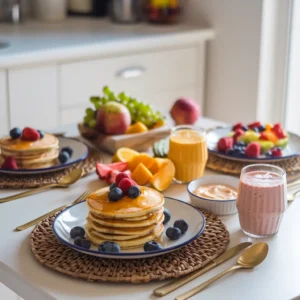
xmin=8 ymin=66 xmax=58 ymax=130
xmin=0 ymin=71 xmax=9 ymax=136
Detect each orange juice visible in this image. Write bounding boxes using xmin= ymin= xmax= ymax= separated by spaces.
xmin=168 ymin=127 xmax=208 ymax=183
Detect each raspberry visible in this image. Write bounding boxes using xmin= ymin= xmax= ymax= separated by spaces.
xmin=115 ymin=172 xmax=131 ymax=186
xmin=245 ymin=142 xmax=261 ymax=158
xmin=1 ymin=157 xmax=18 ymax=170
xmin=248 ymin=121 xmax=261 ymax=130
xmin=233 ymin=129 xmax=244 ymax=142
xmin=232 ymin=122 xmax=243 ymax=131
xmin=118 ymin=178 xmax=135 ymax=194
xmin=22 ymin=127 xmax=40 ymax=141
xmin=217 ymin=137 xmax=234 ymax=153
xmin=270 ymin=147 xmax=283 ymax=157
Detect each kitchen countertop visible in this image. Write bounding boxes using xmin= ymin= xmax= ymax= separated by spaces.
xmin=0 ymin=18 xmax=214 ymax=69
xmin=0 ymin=117 xmax=300 ymax=300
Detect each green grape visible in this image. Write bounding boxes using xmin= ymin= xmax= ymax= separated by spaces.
xmin=88 ymin=119 xmax=97 ymax=128
xmin=86 ymin=108 xmax=94 ymax=116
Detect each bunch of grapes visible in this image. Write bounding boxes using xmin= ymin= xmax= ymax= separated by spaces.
xmin=83 ymin=86 xmax=164 ymax=129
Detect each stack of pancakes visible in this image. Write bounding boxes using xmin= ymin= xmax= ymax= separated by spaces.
xmin=0 ymin=134 xmax=59 ymax=169
xmin=86 ymin=186 xmax=165 ymax=249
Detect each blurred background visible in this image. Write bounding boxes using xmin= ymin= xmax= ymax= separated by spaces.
xmin=0 ymin=0 xmax=299 ymax=134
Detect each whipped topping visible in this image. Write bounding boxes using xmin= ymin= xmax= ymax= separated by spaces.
xmin=194 ymin=184 xmax=237 ymax=200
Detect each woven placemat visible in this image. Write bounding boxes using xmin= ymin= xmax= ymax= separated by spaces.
xmin=30 ymin=209 xmax=229 ymax=283
xmin=206 ymin=152 xmax=300 ymax=176
xmin=0 ymin=148 xmax=102 ymax=189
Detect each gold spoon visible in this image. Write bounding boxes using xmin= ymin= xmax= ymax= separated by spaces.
xmin=288 ymin=190 xmax=300 ymax=201
xmin=0 ymin=168 xmax=83 ymax=204
xmin=175 ymin=242 xmax=269 ymax=300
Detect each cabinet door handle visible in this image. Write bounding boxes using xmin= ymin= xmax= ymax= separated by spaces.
xmin=116 ymin=67 xmax=146 ymax=79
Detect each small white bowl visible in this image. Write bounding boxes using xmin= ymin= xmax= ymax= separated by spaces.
xmin=187 ymin=175 xmax=240 ymax=215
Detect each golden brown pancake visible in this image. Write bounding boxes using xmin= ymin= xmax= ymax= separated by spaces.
xmin=0 ymin=133 xmax=59 ymax=169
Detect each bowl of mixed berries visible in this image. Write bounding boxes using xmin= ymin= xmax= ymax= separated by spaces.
xmin=206 ymin=121 xmax=300 ymax=162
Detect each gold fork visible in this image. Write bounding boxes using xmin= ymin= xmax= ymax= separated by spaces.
xmin=14 ymin=190 xmax=91 ymax=232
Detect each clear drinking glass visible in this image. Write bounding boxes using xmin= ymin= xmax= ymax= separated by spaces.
xmin=167 ymin=125 xmax=208 ymax=184
xmin=236 ymin=164 xmax=287 ymax=238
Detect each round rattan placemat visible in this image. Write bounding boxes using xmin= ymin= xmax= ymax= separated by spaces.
xmin=0 ymin=148 xmax=102 ymax=189
xmin=30 ymin=209 xmax=229 ymax=283
xmin=206 ymin=152 xmax=300 ymax=176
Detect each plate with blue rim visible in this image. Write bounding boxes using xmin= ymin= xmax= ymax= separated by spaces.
xmin=0 ymin=137 xmax=89 ymax=175
xmin=52 ymin=197 xmax=206 ymax=259
xmin=206 ymin=127 xmax=300 ymax=163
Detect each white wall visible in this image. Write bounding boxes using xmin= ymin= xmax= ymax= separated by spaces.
xmin=186 ymin=0 xmax=263 ymax=123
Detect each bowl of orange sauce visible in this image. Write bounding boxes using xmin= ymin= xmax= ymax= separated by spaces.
xmin=187 ymin=175 xmax=239 ymax=215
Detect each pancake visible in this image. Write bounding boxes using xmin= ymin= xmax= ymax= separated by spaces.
xmin=86 ymin=186 xmax=164 ymax=219
xmin=85 ymin=219 xmax=159 ymax=236
xmin=0 ymin=133 xmax=59 ymax=169
xmin=0 ymin=134 xmax=58 ymax=152
xmin=88 ymin=208 xmax=164 ymax=228
xmin=86 ymin=223 xmax=164 ymax=249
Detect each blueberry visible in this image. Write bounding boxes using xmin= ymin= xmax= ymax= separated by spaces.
xmin=109 ymin=183 xmax=116 ymax=191
xmin=235 ymin=141 xmax=246 ymax=147
xmin=58 ymin=151 xmax=70 ymax=163
xmin=241 ymin=126 xmax=248 ymax=131
xmin=144 ymin=241 xmax=163 ymax=252
xmin=163 ymin=208 xmax=171 ymax=225
xmin=70 ymin=226 xmax=85 ymax=239
xmin=108 ymin=187 xmax=123 ymax=202
xmin=9 ymin=127 xmax=22 ymax=139
xmin=266 ymin=152 xmax=272 ymax=158
xmin=74 ymin=237 xmax=91 ymax=249
xmin=251 ymin=127 xmax=259 ymax=133
xmin=232 ymin=149 xmax=245 ymax=157
xmin=174 ymin=219 xmax=189 ymax=234
xmin=258 ymin=125 xmax=266 ymax=132
xmin=127 ymin=186 xmax=141 ymax=198
xmin=98 ymin=241 xmax=120 ymax=253
xmin=166 ymin=227 xmax=181 ymax=240
xmin=38 ymin=130 xmax=44 ymax=139
xmin=61 ymin=147 xmax=73 ymax=157
xmin=227 ymin=149 xmax=235 ymax=156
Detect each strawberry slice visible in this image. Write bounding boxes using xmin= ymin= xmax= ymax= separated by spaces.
xmin=232 ymin=122 xmax=243 ymax=131
xmin=96 ymin=163 xmax=112 ymax=179
xmin=1 ymin=157 xmax=18 ymax=170
xmin=245 ymin=142 xmax=260 ymax=158
xmin=106 ymin=162 xmax=128 ymax=172
xmin=217 ymin=137 xmax=234 ymax=153
xmin=248 ymin=121 xmax=261 ymax=130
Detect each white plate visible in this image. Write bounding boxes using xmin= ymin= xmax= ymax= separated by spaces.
xmin=52 ymin=197 xmax=206 ymax=259
xmin=0 ymin=137 xmax=89 ymax=175
xmin=207 ymin=127 xmax=300 ymax=163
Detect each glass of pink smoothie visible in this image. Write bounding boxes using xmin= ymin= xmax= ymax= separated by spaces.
xmin=236 ymin=164 xmax=287 ymax=238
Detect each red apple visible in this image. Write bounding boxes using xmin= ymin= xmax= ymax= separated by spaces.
xmin=170 ymin=98 xmax=200 ymax=125
xmin=96 ymin=102 xmax=131 ymax=135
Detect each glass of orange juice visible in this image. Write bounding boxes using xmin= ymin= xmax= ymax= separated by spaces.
xmin=168 ymin=125 xmax=208 ymax=184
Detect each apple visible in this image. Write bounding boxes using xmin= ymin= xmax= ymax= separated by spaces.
xmin=96 ymin=102 xmax=131 ymax=135
xmin=170 ymin=98 xmax=200 ymax=125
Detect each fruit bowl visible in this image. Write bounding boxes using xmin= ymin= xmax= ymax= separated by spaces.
xmin=78 ymin=123 xmax=171 ymax=154
xmin=207 ymin=127 xmax=300 ymax=163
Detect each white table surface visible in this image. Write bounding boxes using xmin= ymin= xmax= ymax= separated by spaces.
xmin=1 ymin=118 xmax=300 ymax=300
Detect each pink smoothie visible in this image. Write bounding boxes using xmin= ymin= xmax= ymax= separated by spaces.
xmin=236 ymin=171 xmax=287 ymax=237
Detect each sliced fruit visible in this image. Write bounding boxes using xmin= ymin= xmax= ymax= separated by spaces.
xmin=112 ymin=147 xmax=139 ymax=163
xmin=131 ymin=163 xmax=153 ymax=185
xmin=232 ymin=122 xmax=243 ymax=131
xmin=258 ymin=141 xmax=274 ymax=153
xmin=248 ymin=121 xmax=261 ymax=129
xmin=217 ymin=137 xmax=234 ymax=153
xmin=148 ymin=157 xmax=167 ymax=174
xmin=150 ymin=159 xmax=175 ymax=191
xmin=152 ymin=119 xmax=165 ymax=129
xmin=125 ymin=122 xmax=148 ymax=134
xmin=259 ymin=131 xmax=279 ymax=143
xmin=265 ymin=123 xmax=273 ymax=131
xmin=238 ymin=131 xmax=259 ymax=144
xmin=275 ymin=137 xmax=289 ymax=149
xmin=96 ymin=162 xmax=128 ymax=181
xmin=128 ymin=153 xmax=155 ymax=171
xmin=233 ymin=129 xmax=244 ymax=142
xmin=245 ymin=142 xmax=261 ymax=158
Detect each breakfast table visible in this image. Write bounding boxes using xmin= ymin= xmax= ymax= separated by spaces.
xmin=0 ymin=117 xmax=300 ymax=300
